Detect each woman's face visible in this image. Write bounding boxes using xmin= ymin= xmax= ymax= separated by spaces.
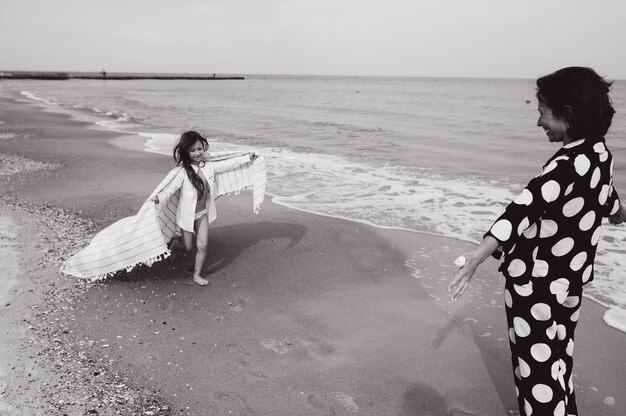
xmin=188 ymin=140 xmax=206 ymax=164
xmin=537 ymin=100 xmax=570 ymax=144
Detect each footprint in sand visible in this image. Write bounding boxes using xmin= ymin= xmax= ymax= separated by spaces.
xmin=260 ymin=338 xmax=291 ymax=354
xmin=227 ymin=301 xmax=242 ymax=311
xmin=330 ymin=392 xmax=359 ymax=413
xmin=448 ymin=407 xmax=478 ymax=416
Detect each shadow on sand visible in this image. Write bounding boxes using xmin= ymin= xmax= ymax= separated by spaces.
xmin=434 ymin=312 xmax=519 ymax=415
xmin=110 ymin=221 xmax=307 ymax=283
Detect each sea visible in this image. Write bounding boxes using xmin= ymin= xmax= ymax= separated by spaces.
xmin=2 ymin=74 xmax=626 ymax=332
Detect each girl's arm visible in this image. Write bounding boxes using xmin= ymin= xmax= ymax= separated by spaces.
xmin=154 ymin=168 xmax=185 ymax=204
xmin=212 ymin=152 xmax=256 ymax=174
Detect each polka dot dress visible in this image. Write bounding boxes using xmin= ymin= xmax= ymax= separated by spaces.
xmin=485 ymin=138 xmax=620 ymax=416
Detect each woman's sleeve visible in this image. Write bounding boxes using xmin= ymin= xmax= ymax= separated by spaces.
xmin=484 ymin=158 xmax=573 ymax=258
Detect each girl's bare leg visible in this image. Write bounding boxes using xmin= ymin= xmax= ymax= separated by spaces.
xmin=180 ymin=229 xmax=194 ymax=253
xmin=191 ymin=215 xmax=209 ymax=286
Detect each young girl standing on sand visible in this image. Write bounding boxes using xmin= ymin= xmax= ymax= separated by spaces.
xmin=449 ymin=67 xmax=625 ymax=415
xmin=152 ymin=131 xmax=257 ymax=286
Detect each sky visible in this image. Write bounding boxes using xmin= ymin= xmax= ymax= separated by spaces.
xmin=2 ymin=0 xmax=626 ymax=79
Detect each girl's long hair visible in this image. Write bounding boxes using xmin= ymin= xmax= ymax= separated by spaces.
xmin=173 ymin=131 xmax=208 ymax=194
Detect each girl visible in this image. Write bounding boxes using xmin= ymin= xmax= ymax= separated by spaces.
xmin=153 ymin=131 xmax=257 ymax=286
xmin=62 ymin=130 xmax=264 ymax=282
xmin=449 ymin=67 xmax=625 ymax=415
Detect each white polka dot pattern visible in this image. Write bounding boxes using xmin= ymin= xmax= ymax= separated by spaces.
xmin=531 ymin=343 xmax=551 ymax=362
xmin=523 ymin=223 xmax=538 ymax=239
xmin=514 ymin=189 xmax=534 ymax=205
xmin=519 ymin=358 xmax=531 ymax=378
xmin=574 ymin=154 xmax=590 ymax=175
xmin=610 ymin=199 xmax=619 ymax=215
xmin=539 ymin=220 xmax=558 ymax=238
xmin=563 ymin=296 xmax=580 ymax=308
xmin=542 ymin=161 xmax=558 ymax=176
xmin=491 ymin=219 xmax=513 ymax=241
xmin=531 ymin=260 xmax=549 ymax=277
xmin=508 ymin=259 xmax=527 ymax=277
xmin=590 ymin=167 xmax=601 ymax=188
xmin=496 ymin=139 xmax=616 ymax=414
xmin=591 ymin=228 xmax=601 ymax=246
xmin=564 ymin=183 xmax=574 ymax=196
xmin=598 ymin=185 xmax=609 ymax=205
xmin=556 ymin=324 xmax=566 ymax=341
xmin=517 ymin=217 xmax=530 ymax=236
xmin=554 ymin=400 xmax=566 ymax=416
xmin=541 ymin=180 xmax=560 ymax=202
xmin=578 ymin=211 xmax=595 ymax=231
xmin=532 ymin=383 xmax=553 ymax=403
xmin=593 ymin=142 xmax=606 ymax=153
xmin=600 ymin=151 xmax=608 ymax=162
xmin=550 ymin=279 xmax=569 ymax=304
xmin=530 ymin=303 xmax=551 ymax=321
xmin=569 ymin=252 xmax=587 ymax=271
xmin=514 ymin=281 xmax=533 ymax=297
xmin=524 ymin=399 xmax=532 ymax=416
xmin=551 ymin=238 xmax=574 ymax=257
xmin=562 ymin=197 xmax=584 ymax=217
xmin=514 ymin=317 xmax=531 ymax=337
xmin=581 ymin=265 xmax=592 ymax=283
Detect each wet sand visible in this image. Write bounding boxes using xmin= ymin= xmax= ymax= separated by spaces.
xmin=0 ymin=92 xmax=624 ymax=415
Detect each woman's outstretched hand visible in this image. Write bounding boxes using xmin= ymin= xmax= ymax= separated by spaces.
xmin=448 ymin=236 xmax=500 ymax=302
xmin=448 ymin=252 xmax=480 ymax=302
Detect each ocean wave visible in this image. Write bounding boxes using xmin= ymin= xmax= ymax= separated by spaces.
xmin=73 ymin=103 xmax=140 ymax=125
xmin=20 ymin=90 xmax=59 ymax=105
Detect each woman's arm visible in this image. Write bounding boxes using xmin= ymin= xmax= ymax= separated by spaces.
xmin=448 ymin=236 xmax=500 ymax=302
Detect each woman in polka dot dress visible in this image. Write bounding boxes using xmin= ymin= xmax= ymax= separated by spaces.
xmin=448 ymin=66 xmax=626 ymax=416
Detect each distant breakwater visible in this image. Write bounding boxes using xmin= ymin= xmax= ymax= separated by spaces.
xmin=0 ymin=71 xmax=245 ymax=80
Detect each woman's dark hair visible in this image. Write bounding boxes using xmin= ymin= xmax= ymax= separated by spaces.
xmin=536 ymin=66 xmax=615 ymax=140
xmin=173 ymin=130 xmax=208 ymax=194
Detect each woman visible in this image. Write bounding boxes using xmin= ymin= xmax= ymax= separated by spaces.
xmin=449 ymin=67 xmax=625 ymax=416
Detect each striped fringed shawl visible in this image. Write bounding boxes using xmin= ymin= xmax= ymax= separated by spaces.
xmin=61 ymin=151 xmax=266 ymax=281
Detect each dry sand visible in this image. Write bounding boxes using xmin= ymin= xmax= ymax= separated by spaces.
xmin=0 ymin=92 xmax=624 ymax=415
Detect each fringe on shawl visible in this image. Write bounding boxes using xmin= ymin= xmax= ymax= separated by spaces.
xmin=65 ymin=250 xmax=173 ymax=282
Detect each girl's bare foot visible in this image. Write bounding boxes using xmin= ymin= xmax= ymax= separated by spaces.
xmin=192 ymin=275 xmax=209 ymax=286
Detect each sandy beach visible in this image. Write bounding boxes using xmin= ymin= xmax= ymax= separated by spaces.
xmin=0 ymin=93 xmax=624 ymax=415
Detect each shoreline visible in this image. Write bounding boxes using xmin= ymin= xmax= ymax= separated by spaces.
xmin=1 ymin=94 xmax=624 ymax=415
